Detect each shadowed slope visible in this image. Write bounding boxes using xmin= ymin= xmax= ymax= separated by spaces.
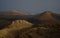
xmin=0 ymin=20 xmax=12 ymax=29
xmin=52 ymin=13 xmax=60 ymax=20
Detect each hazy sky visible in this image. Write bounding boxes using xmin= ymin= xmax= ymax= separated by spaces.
xmin=0 ymin=0 xmax=60 ymax=14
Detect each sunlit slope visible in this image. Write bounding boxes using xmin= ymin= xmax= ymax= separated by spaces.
xmin=9 ymin=20 xmax=33 ymax=29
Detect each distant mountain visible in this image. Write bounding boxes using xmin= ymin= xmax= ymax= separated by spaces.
xmin=0 ymin=10 xmax=29 ymax=20
xmin=27 ymin=11 xmax=60 ymax=25
xmin=32 ymin=11 xmax=54 ymax=20
xmin=0 ymin=10 xmax=28 ymax=15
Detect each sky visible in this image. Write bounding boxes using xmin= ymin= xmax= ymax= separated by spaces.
xmin=0 ymin=0 xmax=60 ymax=14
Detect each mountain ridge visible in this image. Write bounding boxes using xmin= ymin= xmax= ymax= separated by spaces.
xmin=0 ymin=10 xmax=28 ymax=15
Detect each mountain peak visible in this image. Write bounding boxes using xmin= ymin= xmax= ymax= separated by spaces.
xmin=42 ymin=11 xmax=52 ymax=15
xmin=33 ymin=11 xmax=53 ymax=20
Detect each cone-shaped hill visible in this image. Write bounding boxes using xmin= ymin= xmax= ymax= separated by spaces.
xmin=33 ymin=11 xmax=60 ymax=21
xmin=33 ymin=11 xmax=53 ymax=20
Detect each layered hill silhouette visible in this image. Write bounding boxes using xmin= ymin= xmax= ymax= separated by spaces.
xmin=0 ymin=10 xmax=60 ymax=29
xmin=0 ymin=10 xmax=60 ymax=38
